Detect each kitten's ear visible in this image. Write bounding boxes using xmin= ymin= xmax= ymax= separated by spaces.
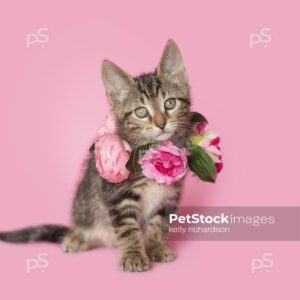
xmin=157 ymin=39 xmax=188 ymax=85
xmin=101 ymin=60 xmax=135 ymax=103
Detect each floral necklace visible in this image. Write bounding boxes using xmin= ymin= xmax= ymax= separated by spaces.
xmin=94 ymin=112 xmax=223 ymax=185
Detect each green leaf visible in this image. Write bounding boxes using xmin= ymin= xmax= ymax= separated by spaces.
xmin=188 ymin=145 xmax=217 ymax=183
xmin=190 ymin=112 xmax=208 ymax=125
xmin=126 ymin=143 xmax=157 ymax=173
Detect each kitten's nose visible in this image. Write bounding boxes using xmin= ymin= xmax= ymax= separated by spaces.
xmin=157 ymin=122 xmax=166 ymax=130
xmin=154 ymin=113 xmax=166 ymax=130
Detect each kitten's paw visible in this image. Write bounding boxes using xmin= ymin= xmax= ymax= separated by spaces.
xmin=61 ymin=232 xmax=90 ymax=253
xmin=147 ymin=242 xmax=175 ymax=263
xmin=120 ymin=252 xmax=150 ymax=272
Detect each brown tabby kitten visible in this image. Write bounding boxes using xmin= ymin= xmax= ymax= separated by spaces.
xmin=0 ymin=40 xmax=193 ymax=272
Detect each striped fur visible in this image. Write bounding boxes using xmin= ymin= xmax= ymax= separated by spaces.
xmin=0 ymin=40 xmax=194 ymax=272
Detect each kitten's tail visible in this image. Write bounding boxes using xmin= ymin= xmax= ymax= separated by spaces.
xmin=0 ymin=225 xmax=70 ymax=243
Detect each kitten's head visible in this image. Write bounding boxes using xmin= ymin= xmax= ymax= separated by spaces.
xmin=101 ymin=40 xmax=191 ymax=147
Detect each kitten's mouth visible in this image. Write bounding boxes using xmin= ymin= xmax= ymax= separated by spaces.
xmin=154 ymin=130 xmax=173 ymax=141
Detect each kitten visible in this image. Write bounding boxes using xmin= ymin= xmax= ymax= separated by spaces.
xmin=0 ymin=40 xmax=193 ymax=272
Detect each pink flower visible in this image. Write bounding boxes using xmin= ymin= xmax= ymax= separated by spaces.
xmin=192 ymin=126 xmax=223 ymax=173
xmin=195 ymin=121 xmax=207 ymax=134
xmin=95 ymin=134 xmax=131 ymax=183
xmin=139 ymin=141 xmax=189 ymax=185
xmin=94 ymin=113 xmax=131 ymax=183
xmin=192 ymin=122 xmax=223 ymax=173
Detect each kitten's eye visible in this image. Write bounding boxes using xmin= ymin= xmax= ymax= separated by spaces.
xmin=164 ymin=98 xmax=176 ymax=110
xmin=135 ymin=107 xmax=148 ymax=118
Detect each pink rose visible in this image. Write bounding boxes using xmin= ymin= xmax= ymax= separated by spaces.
xmin=95 ymin=134 xmax=131 ymax=183
xmin=139 ymin=141 xmax=189 ymax=185
xmin=94 ymin=113 xmax=131 ymax=183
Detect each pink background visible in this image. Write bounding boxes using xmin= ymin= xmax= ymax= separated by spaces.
xmin=0 ymin=0 xmax=299 ymax=299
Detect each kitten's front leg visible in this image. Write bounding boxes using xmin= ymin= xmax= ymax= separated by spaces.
xmin=145 ymin=209 xmax=175 ymax=263
xmin=110 ymin=194 xmax=149 ymax=272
